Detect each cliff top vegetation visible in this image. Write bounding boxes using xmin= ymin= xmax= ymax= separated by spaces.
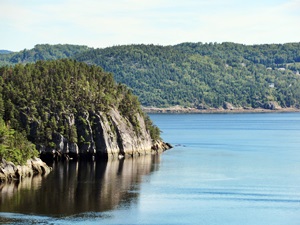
xmin=0 ymin=59 xmax=161 ymax=164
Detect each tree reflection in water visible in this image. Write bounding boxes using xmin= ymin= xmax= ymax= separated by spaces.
xmin=0 ymin=154 xmax=161 ymax=216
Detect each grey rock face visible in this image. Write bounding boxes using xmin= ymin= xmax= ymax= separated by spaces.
xmin=69 ymin=142 xmax=79 ymax=155
xmin=101 ymin=108 xmax=153 ymax=156
xmin=91 ymin=108 xmax=153 ymax=157
xmin=52 ymin=132 xmax=68 ymax=154
xmin=37 ymin=107 xmax=170 ymax=159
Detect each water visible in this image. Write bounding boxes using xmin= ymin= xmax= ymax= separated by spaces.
xmin=1 ymin=113 xmax=300 ymax=224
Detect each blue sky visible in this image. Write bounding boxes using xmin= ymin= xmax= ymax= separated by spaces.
xmin=1 ymin=0 xmax=299 ymax=51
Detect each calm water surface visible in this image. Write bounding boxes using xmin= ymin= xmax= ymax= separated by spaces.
xmin=1 ymin=113 xmax=300 ymax=224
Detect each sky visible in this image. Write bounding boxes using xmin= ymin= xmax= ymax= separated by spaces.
xmin=1 ymin=0 xmax=299 ymax=51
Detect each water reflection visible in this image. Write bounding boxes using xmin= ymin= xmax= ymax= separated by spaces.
xmin=0 ymin=154 xmax=161 ymax=216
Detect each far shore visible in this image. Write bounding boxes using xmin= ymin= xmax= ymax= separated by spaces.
xmin=142 ymin=106 xmax=300 ymax=114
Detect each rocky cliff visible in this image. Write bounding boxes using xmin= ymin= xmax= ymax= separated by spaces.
xmin=0 ymin=60 xmax=171 ymax=163
xmin=37 ymin=108 xmax=171 ymax=160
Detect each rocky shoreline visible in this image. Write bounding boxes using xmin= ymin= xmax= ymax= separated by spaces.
xmin=143 ymin=106 xmax=300 ymax=114
xmin=40 ymin=140 xmax=172 ymax=161
xmin=1 ymin=140 xmax=171 ymax=182
xmin=0 ymin=158 xmax=51 ymax=182
xmin=0 ymin=140 xmax=172 ymax=182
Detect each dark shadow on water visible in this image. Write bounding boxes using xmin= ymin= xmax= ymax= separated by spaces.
xmin=0 ymin=154 xmax=161 ymax=217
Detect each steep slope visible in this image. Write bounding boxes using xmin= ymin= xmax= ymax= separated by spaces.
xmin=0 ymin=59 xmax=168 ymax=160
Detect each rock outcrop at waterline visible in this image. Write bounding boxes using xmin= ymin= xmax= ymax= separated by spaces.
xmin=0 ymin=158 xmax=51 ymax=182
xmin=36 ymin=108 xmax=171 ymax=160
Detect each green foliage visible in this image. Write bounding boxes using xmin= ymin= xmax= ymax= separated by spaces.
xmin=143 ymin=113 xmax=161 ymax=141
xmin=2 ymin=43 xmax=300 ymax=109
xmin=0 ymin=119 xmax=38 ymax=165
xmin=74 ymin=42 xmax=300 ymax=108
xmin=0 ymin=44 xmax=91 ymax=65
xmin=0 ymin=59 xmax=161 ymax=153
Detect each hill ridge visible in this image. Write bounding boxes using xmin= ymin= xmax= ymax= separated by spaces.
xmin=1 ymin=42 xmax=300 ymax=109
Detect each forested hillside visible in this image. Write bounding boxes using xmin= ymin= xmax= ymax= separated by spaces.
xmin=75 ymin=42 xmax=300 ymax=108
xmin=0 ymin=44 xmax=91 ymax=66
xmin=0 ymin=50 xmax=13 ymax=55
xmin=0 ymin=59 xmax=161 ymax=162
xmin=1 ymin=42 xmax=300 ymax=109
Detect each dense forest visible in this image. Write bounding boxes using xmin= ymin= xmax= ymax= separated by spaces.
xmin=1 ymin=42 xmax=300 ymax=108
xmin=0 ymin=44 xmax=91 ymax=66
xmin=0 ymin=59 xmax=160 ymax=164
xmin=75 ymin=42 xmax=300 ymax=108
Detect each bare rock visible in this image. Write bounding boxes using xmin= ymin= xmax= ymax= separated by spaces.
xmin=0 ymin=158 xmax=51 ymax=182
xmin=31 ymin=157 xmax=51 ymax=175
xmin=264 ymin=101 xmax=282 ymax=110
xmin=151 ymin=140 xmax=173 ymax=153
xmin=223 ymin=102 xmax=235 ymax=110
xmin=39 ymin=107 xmax=171 ymax=160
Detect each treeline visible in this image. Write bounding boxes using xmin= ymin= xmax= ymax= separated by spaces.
xmin=75 ymin=42 xmax=300 ymax=108
xmin=0 ymin=59 xmax=160 ymax=164
xmin=1 ymin=42 xmax=300 ymax=108
xmin=175 ymin=42 xmax=300 ymax=68
xmin=0 ymin=44 xmax=91 ymax=66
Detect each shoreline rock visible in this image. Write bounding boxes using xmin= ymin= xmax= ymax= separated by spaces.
xmin=40 ymin=140 xmax=173 ymax=161
xmin=1 ymin=141 xmax=171 ymax=182
xmin=142 ymin=106 xmax=300 ymax=114
xmin=151 ymin=140 xmax=173 ymax=153
xmin=0 ymin=158 xmax=51 ymax=182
